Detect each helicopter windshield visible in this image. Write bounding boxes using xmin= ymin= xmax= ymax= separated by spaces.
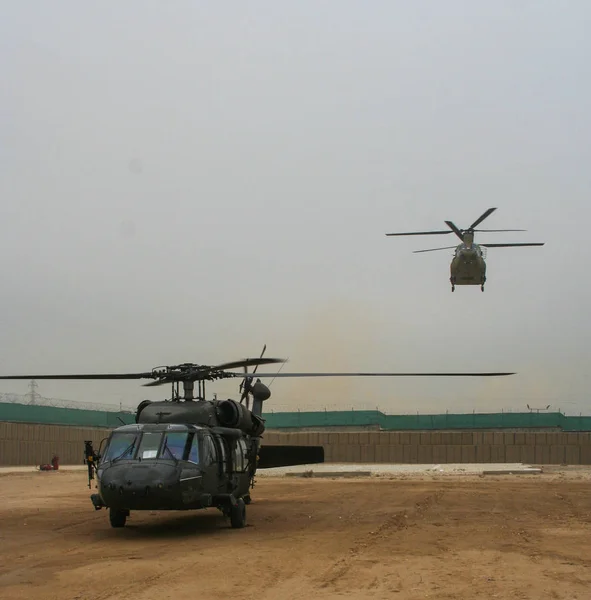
xmin=102 ymin=430 xmax=198 ymax=463
xmin=102 ymin=432 xmax=137 ymax=462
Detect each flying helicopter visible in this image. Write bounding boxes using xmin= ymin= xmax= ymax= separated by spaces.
xmin=386 ymin=207 xmax=545 ymax=291
xmin=0 ymin=349 xmax=515 ymax=530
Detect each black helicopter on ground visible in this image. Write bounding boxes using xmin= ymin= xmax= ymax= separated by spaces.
xmin=0 ymin=350 xmax=515 ymax=530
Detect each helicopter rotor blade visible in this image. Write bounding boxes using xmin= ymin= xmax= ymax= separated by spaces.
xmin=473 ymin=229 xmax=527 ymax=233
xmin=469 ymin=207 xmax=497 ymax=229
xmin=413 ymin=245 xmax=458 ymax=254
xmin=0 ymin=372 xmax=154 ymax=381
xmin=213 ymin=357 xmax=285 ymax=371
xmin=251 ymin=344 xmax=267 ymax=376
xmin=385 ymin=230 xmax=453 ymax=237
xmin=480 ymin=243 xmax=545 ymax=248
xmin=444 ymin=221 xmax=464 ymax=241
xmin=227 ymin=371 xmax=516 ymax=378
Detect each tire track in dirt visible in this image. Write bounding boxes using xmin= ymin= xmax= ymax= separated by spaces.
xmin=316 ymin=490 xmax=445 ymax=590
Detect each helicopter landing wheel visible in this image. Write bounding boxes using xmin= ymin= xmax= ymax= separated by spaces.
xmin=451 ymin=285 xmax=455 ymax=292
xmin=481 ymin=285 xmax=485 ymax=292
xmin=109 ymin=508 xmax=129 ymax=528
xmin=243 ymin=494 xmax=251 ymax=505
xmin=230 ymin=497 xmax=246 ymax=529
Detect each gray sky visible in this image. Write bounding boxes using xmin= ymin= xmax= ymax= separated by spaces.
xmin=1 ymin=2 xmax=590 ymax=414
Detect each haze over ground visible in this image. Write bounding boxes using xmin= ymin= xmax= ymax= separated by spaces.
xmin=1 ymin=3 xmax=589 ymax=414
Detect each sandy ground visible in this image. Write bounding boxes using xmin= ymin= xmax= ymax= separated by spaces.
xmin=1 ymin=468 xmax=591 ymax=600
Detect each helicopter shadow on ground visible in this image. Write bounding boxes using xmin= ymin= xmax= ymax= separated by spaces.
xmin=92 ymin=511 xmax=243 ymax=542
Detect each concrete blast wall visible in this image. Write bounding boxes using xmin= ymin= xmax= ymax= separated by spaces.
xmin=0 ymin=422 xmax=110 ymax=466
xmin=3 ymin=423 xmax=591 ymax=466
xmin=262 ymin=431 xmax=591 ymax=465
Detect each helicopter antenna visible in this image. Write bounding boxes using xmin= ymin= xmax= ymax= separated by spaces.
xmin=268 ymin=358 xmax=289 ymax=388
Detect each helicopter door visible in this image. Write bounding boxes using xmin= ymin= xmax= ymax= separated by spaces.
xmin=232 ymin=438 xmax=250 ymax=496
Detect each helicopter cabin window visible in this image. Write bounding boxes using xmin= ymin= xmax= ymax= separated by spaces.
xmin=102 ymin=432 xmax=137 ymax=462
xmin=233 ymin=439 xmax=248 ymax=473
xmin=214 ymin=436 xmax=228 ymax=470
xmin=162 ymin=432 xmax=190 ymax=461
xmin=137 ymin=432 xmax=162 ymax=460
xmin=202 ymin=435 xmax=218 ymax=467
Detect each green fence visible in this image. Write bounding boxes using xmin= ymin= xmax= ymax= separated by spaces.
xmin=1 ymin=402 xmax=591 ymax=431
xmin=264 ymin=410 xmax=591 ymax=431
xmin=0 ymin=403 xmax=136 ymax=428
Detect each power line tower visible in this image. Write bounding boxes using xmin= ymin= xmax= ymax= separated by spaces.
xmin=27 ymin=379 xmax=40 ymax=405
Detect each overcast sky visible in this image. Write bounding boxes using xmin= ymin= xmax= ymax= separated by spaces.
xmin=1 ymin=2 xmax=589 ymax=415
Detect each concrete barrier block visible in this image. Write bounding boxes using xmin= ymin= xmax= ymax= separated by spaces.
xmin=307 ymin=432 xmax=320 ymax=446
xmin=493 ymin=432 xmax=504 ymax=445
xmin=400 ymin=432 xmax=411 ymax=445
xmin=389 ymin=445 xmax=404 ymax=463
xmin=432 ymin=445 xmax=447 ymax=463
xmin=580 ymin=446 xmax=591 ymax=464
xmin=327 ymin=433 xmax=340 ymax=445
xmin=578 ymin=433 xmax=591 ymax=445
xmin=490 ymin=445 xmax=506 ymax=462
xmin=418 ymin=445 xmax=433 ymax=463
xmin=450 ymin=433 xmax=464 ymax=445
xmin=347 ymin=433 xmax=360 ymax=445
xmin=345 ymin=445 xmax=360 ymax=462
xmin=524 ymin=433 xmax=537 ymax=446
xmin=331 ymin=445 xmax=348 ymax=462
xmin=476 ymin=445 xmax=491 ymax=463
xmin=447 ymin=445 xmax=462 ymax=463
xmin=368 ymin=432 xmax=382 ymax=446
xmin=514 ymin=433 xmax=526 ymax=445
xmin=534 ymin=446 xmax=550 ymax=464
xmin=505 ymin=445 xmax=521 ymax=462
xmin=440 ymin=432 xmax=453 ymax=445
xmin=358 ymin=432 xmax=369 ymax=445
xmin=388 ymin=432 xmax=401 ymax=445
xmin=360 ymin=445 xmax=375 ymax=463
xmin=483 ymin=432 xmax=495 ymax=445
xmin=520 ymin=445 xmax=536 ymax=464
xmin=533 ymin=433 xmax=547 ymax=446
xmin=419 ymin=433 xmax=432 ymax=446
xmin=473 ymin=432 xmax=484 ymax=446
xmin=375 ymin=445 xmax=389 ymax=462
xmin=461 ymin=445 xmax=476 ymax=462
xmin=550 ymin=445 xmax=566 ymax=464
xmin=402 ymin=445 xmax=418 ymax=463
xmin=565 ymin=445 xmax=580 ymax=465
xmin=503 ymin=433 xmax=515 ymax=445
xmin=461 ymin=432 xmax=473 ymax=445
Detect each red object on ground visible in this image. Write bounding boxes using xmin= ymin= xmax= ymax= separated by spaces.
xmin=39 ymin=455 xmax=60 ymax=471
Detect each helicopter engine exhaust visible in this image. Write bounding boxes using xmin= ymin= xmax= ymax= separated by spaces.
xmin=216 ymin=399 xmax=265 ymax=437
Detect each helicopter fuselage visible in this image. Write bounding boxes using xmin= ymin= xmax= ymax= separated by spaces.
xmin=449 ymin=243 xmax=487 ymax=291
xmin=91 ymin=423 xmax=253 ymax=516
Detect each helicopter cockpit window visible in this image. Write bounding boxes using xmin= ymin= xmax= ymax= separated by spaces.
xmin=187 ymin=434 xmax=199 ymax=463
xmin=102 ymin=432 xmax=137 ymax=462
xmin=137 ymin=432 xmax=162 ymax=460
xmin=162 ymin=432 xmax=190 ymax=461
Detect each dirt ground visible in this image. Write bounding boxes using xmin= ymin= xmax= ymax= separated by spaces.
xmin=1 ymin=469 xmax=591 ymax=600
